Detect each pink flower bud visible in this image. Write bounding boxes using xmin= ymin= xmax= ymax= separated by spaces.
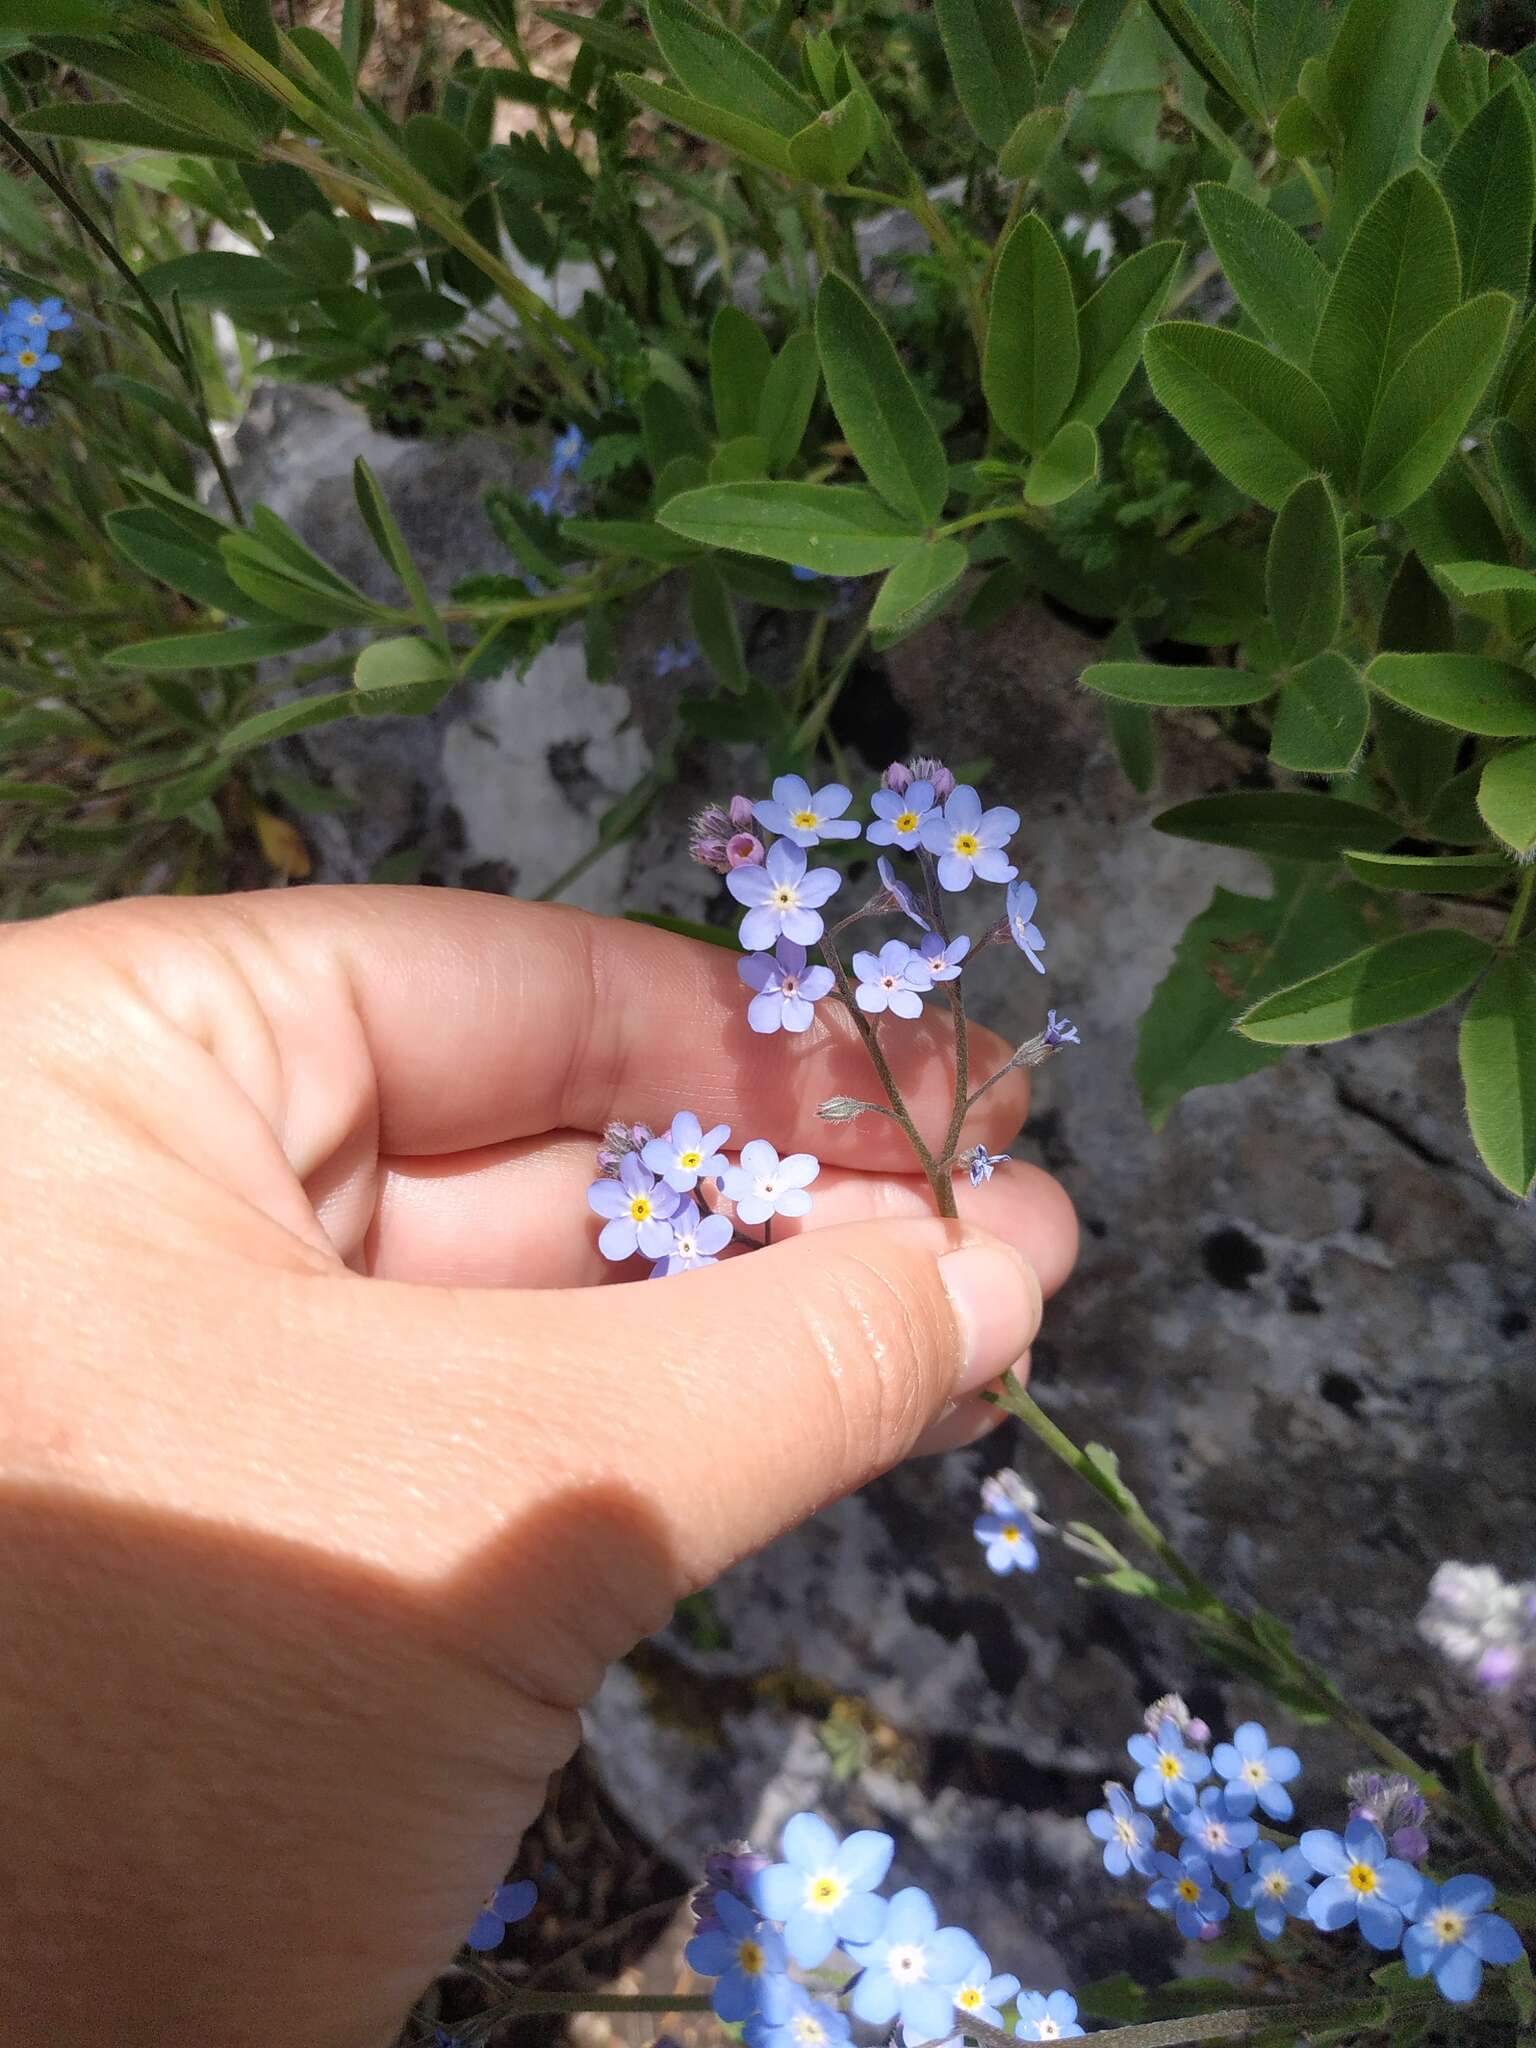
xmin=910 ymin=756 xmax=956 ymax=799
xmin=726 ymin=833 xmax=765 ymax=869
xmin=728 ymin=793 xmax=756 ymax=829
xmin=882 ymin=761 xmax=913 ymax=793
xmin=1184 ymin=1718 xmax=1211 ymax=1746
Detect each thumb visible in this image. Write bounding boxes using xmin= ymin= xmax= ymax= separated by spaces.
xmin=441 ymin=1217 xmax=1042 ymax=1689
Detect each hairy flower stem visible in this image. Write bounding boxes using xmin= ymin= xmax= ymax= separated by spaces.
xmin=1504 ymin=867 xmax=1535 ymax=947
xmin=916 ymin=852 xmax=971 ymax=1176
xmin=820 ymin=929 xmax=949 ymax=1209
xmin=989 ymin=1370 xmax=1536 ymax=1874
xmin=496 ymin=1990 xmax=714 ymax=2015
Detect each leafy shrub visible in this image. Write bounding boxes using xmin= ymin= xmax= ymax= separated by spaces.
xmin=0 ymin=0 xmax=1533 ymax=1193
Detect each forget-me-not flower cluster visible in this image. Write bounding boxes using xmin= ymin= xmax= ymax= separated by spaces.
xmin=1 ymin=297 xmax=71 ymax=420
xmin=586 ymin=1110 xmax=820 ymax=1273
xmin=683 ymin=1811 xmax=1087 ymax=2048
xmin=1079 ymin=1697 xmax=1524 ymax=2004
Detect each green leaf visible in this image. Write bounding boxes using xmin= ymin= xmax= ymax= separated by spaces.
xmin=1435 ymin=558 xmax=1536 ymax=606
xmin=7 ymin=0 xmax=122 ymax=28
xmin=1440 ymin=79 xmax=1536 ymax=300
xmin=0 ymin=780 xmax=73 ymax=807
xmin=353 ymin=457 xmax=448 ymax=650
xmin=867 ymin=538 xmax=968 ymax=649
xmin=1492 ymin=420 xmax=1536 ymax=555
xmin=220 ymin=537 xmax=382 ymax=627
xmin=1478 ymin=741 xmax=1536 ymax=853
xmin=1194 ymin=184 xmax=1328 ymax=367
xmin=660 ymin=481 xmax=920 ymax=573
xmin=1426 ymin=764 xmax=1491 ymax=843
xmin=561 ymin=517 xmax=698 ymax=563
xmin=997 ymin=104 xmax=1067 ymax=184
xmin=353 ymin=636 xmax=454 ymax=692
xmin=1252 ymin=0 xmax=1334 ymax=114
xmin=107 ymin=507 xmax=258 ymax=618
xmin=1144 ymin=0 xmax=1262 ymax=121
xmin=1025 ymin=420 xmax=1098 ymax=505
xmin=712 ymin=303 xmax=774 ymax=444
xmin=1070 ymin=240 xmax=1182 ymax=427
xmin=1344 ymin=849 xmax=1511 ymax=893
xmin=1460 ymin=945 xmax=1536 ymax=1195
xmin=403 ymin=111 xmax=476 ymax=196
xmin=984 ymin=214 xmax=1079 ymax=454
xmin=94 ymin=374 xmax=205 ymax=446
xmin=1366 ymin=651 xmax=1536 ymax=736
xmin=788 ymin=91 xmax=871 ymax=184
xmin=618 ymin=74 xmax=793 ymax=172
xmin=1310 ymin=169 xmax=1461 ymax=485
xmin=1155 ymin=790 xmax=1401 ymax=861
xmin=1143 ymin=323 xmax=1338 ymax=510
xmin=1105 ymin=700 xmax=1156 ymax=793
xmin=219 ymin=691 xmax=357 ymax=754
xmin=816 ymin=273 xmax=948 ymax=526
xmin=932 ymin=0 xmax=1035 ymax=151
xmin=1270 ymin=652 xmax=1369 ymax=774
xmin=758 ymin=330 xmax=820 ymax=471
xmin=1267 ymin=476 xmax=1342 ymax=665
xmin=1134 ymin=873 xmax=1377 ymax=1128
xmin=105 ymin=623 xmax=322 ymax=670
xmin=1360 ymin=293 xmax=1514 ymax=518
xmin=703 ymin=437 xmax=764 ymax=485
xmin=1080 ymin=661 xmax=1274 ymax=708
xmin=1320 ymin=0 xmax=1455 ymax=261
xmin=689 ymin=562 xmax=748 ymax=692
xmin=646 ymin=0 xmax=813 ymax=137
xmin=654 ymin=454 xmax=709 ymax=505
xmin=539 ymin=6 xmax=656 ymax=69
xmin=641 ymin=379 xmax=710 ymax=477
xmin=1237 ymin=928 xmax=1492 ymax=1044
xmin=136 ymin=251 xmax=307 ymax=308
xmin=15 ymin=101 xmax=256 ymax=157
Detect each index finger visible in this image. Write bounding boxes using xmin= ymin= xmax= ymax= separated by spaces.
xmin=71 ymin=885 xmax=1035 ymax=1172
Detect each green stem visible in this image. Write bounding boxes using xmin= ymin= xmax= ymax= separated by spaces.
xmin=0 ymin=117 xmax=245 ymax=525
xmin=1503 ymin=868 xmax=1535 ymax=948
xmin=935 ymin=501 xmax=1035 ymax=541
xmin=819 ymin=928 xmax=947 ymax=1201
xmin=1294 ymin=155 xmax=1330 ymax=221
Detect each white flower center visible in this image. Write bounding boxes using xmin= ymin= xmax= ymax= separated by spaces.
xmin=674 ymin=1233 xmax=697 ymax=1258
xmin=791 ymin=2018 xmax=827 ymax=2047
xmin=880 ymin=974 xmax=898 ymax=989
xmin=885 ymin=1943 xmax=928 ymax=1985
xmin=772 ymin=885 xmax=796 ymax=908
xmin=1242 ymin=1760 xmax=1267 ymax=1785
xmin=1036 ymin=2022 xmax=1061 ymax=2041
xmin=1203 ymin=1821 xmax=1229 ymax=1849
xmin=780 ymin=974 xmax=800 ymax=996
xmin=757 ymin=1178 xmax=778 ymax=1199
xmin=1431 ymin=1909 xmax=1468 ymax=1947
xmin=1263 ymin=1871 xmax=1289 ymax=1898
xmin=1114 ymin=1818 xmax=1139 ymax=1847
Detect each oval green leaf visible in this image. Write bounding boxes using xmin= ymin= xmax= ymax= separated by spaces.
xmin=816 ymin=272 xmax=947 ymax=526
xmin=932 ymin=0 xmax=1035 ymax=151
xmin=1237 ymin=928 xmax=1492 ymax=1045
xmin=710 ymin=305 xmax=772 ymax=442
xmin=1344 ymin=849 xmax=1512 ymax=894
xmin=984 ymin=214 xmax=1079 ymax=455
xmin=1460 ymin=944 xmax=1536 ymax=1196
xmin=1194 ymin=183 xmax=1328 ymax=366
xmin=354 ymin=636 xmax=454 ymax=693
xmin=646 ymin=0 xmax=813 ymax=136
xmin=1080 ymin=661 xmax=1273 ymax=708
xmin=1440 ymin=80 xmax=1536 ymax=301
xmin=1026 ymin=420 xmax=1098 ymax=506
xmin=1267 ymin=475 xmax=1342 ymax=665
xmin=1143 ymin=322 xmax=1338 ymax=510
xmin=1478 ymin=740 xmax=1536 ymax=854
xmin=1269 ymin=651 xmax=1368 ymax=774
xmin=1071 ymin=241 xmax=1182 ymax=428
xmin=868 ymin=538 xmax=968 ymax=648
xmin=658 ymin=481 xmax=921 ymax=573
xmin=1359 ymin=292 xmax=1515 ymax=519
xmin=1366 ymin=652 xmax=1536 ymax=736
xmin=1154 ymin=790 xmax=1401 ymax=861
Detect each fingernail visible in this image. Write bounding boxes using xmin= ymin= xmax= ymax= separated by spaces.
xmin=940 ymin=1243 xmax=1040 ymax=1396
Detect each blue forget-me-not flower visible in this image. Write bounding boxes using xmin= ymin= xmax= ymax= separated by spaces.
xmin=752 ymin=1811 xmax=893 ymax=1968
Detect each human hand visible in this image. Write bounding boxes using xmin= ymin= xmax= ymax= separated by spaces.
xmin=0 ymin=887 xmax=1076 ymax=2047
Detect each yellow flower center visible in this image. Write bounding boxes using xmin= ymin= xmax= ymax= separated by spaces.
xmin=809 ymin=1875 xmax=842 ymax=1907
xmin=678 ymin=1149 xmax=703 ymax=1170
xmin=1001 ymin=1524 xmax=1021 ymax=1543
xmin=895 ymin=810 xmax=919 ymax=834
xmin=1346 ymin=1863 xmax=1378 ymax=1895
xmin=738 ymin=1939 xmax=765 ymax=1976
xmin=958 ymin=1990 xmax=983 ymax=2011
xmin=953 ymin=832 xmax=979 ymax=857
xmin=628 ymin=1195 xmax=653 ymax=1222
xmin=1431 ymin=1910 xmax=1467 ymax=1945
xmin=17 ymin=350 xmax=37 ymax=368
xmin=792 ymin=810 xmax=819 ymax=830
xmin=1176 ymin=1877 xmax=1201 ymax=1903
xmin=792 ymin=2019 xmax=826 ymax=2047
xmin=1159 ymin=1754 xmax=1183 ymax=1779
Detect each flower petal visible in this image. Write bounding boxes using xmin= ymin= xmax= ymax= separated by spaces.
xmin=1466 ymin=1913 xmax=1523 ymax=1964
xmin=1300 ymin=1829 xmax=1349 ymax=1877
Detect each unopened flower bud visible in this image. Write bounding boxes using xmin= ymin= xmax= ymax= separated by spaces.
xmin=689 ymin=804 xmax=732 ymax=874
xmin=1391 ymin=1825 xmax=1430 ymax=1864
xmin=726 ymin=833 xmax=765 ymax=869
xmin=818 ymin=1095 xmax=877 ymax=1123
xmin=596 ymin=1119 xmax=651 ymax=1177
xmin=908 ymin=756 xmax=955 ymax=799
xmin=1184 ymin=1717 xmax=1211 ymax=1746
xmin=882 ymin=761 xmax=912 ymax=793
xmin=692 ymin=1843 xmax=768 ymax=1935
xmin=981 ymin=1469 xmax=1041 ymax=1520
xmin=1144 ymin=1693 xmax=1204 ymax=1745
xmin=728 ymin=793 xmax=756 ymax=829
